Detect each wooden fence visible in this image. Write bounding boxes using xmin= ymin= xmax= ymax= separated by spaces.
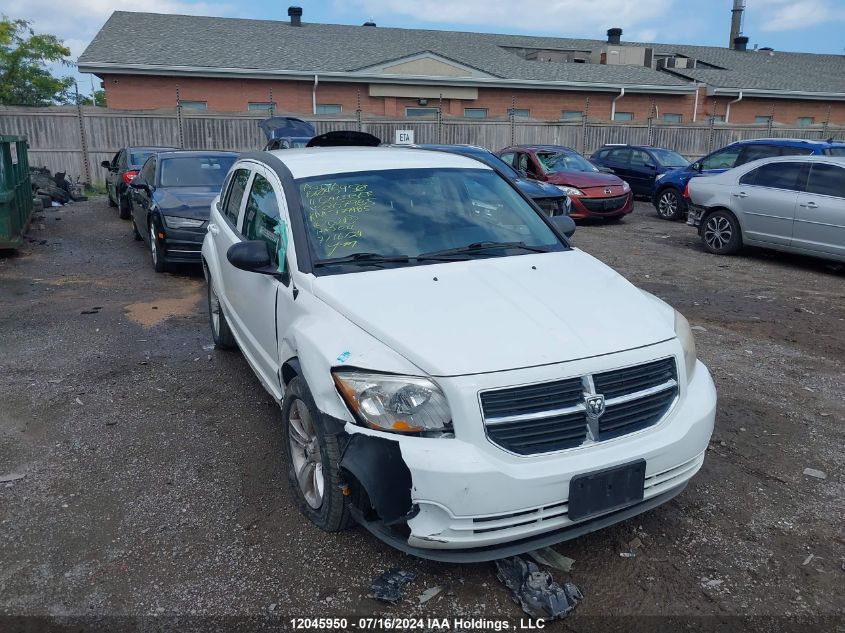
xmin=1 ymin=105 xmax=841 ymax=184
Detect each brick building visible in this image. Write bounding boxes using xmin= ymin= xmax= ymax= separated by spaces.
xmin=78 ymin=9 xmax=845 ymax=126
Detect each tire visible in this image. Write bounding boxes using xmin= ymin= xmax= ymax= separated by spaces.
xmin=118 ymin=192 xmax=131 ymax=220
xmin=655 ymin=188 xmax=685 ymax=221
xmin=281 ymin=375 xmax=353 ymax=532
xmin=131 ymin=218 xmax=142 ymax=241
xmin=206 ymin=274 xmax=236 ymax=350
xmin=701 ymin=209 xmax=742 ymax=255
xmin=108 ymin=191 xmax=117 ymax=208
xmin=149 ymin=218 xmax=168 ymax=273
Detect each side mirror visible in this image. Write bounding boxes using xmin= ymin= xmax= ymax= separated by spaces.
xmin=551 ymin=215 xmax=576 ymax=238
xmin=692 ymin=162 xmax=702 ymax=172
xmin=598 ymin=166 xmax=615 ymax=174
xmin=645 ymin=163 xmax=656 ymax=170
xmin=101 ymin=160 xmax=111 ymax=169
xmin=226 ymin=240 xmax=289 ymax=283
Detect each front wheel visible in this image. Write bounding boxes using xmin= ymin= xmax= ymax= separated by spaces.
xmin=701 ymin=210 xmax=742 ymax=255
xmin=118 ymin=192 xmax=131 ymax=220
xmin=149 ymin=220 xmax=168 ymax=273
xmin=206 ymin=274 xmax=236 ymax=349
xmin=655 ymin=188 xmax=685 ymax=221
xmin=282 ymin=376 xmax=353 ymax=532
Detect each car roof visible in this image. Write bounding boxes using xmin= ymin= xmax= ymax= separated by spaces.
xmin=127 ymin=146 xmax=178 ymax=152
xmin=262 ymin=147 xmax=492 ymax=179
xmin=502 ymin=145 xmax=578 ymax=153
xmin=155 ymin=150 xmax=239 ymax=159
xmin=729 ymin=137 xmax=845 ymax=148
xmin=740 ymin=155 xmax=845 ymax=166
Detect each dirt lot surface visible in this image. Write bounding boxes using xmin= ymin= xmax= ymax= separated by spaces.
xmin=1 ymin=198 xmax=843 ymax=632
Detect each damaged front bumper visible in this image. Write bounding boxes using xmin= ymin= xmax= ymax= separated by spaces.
xmin=338 ymin=353 xmax=716 ymax=562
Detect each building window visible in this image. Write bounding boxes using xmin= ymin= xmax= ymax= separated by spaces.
xmin=561 ymin=110 xmax=583 ymax=120
xmin=755 ymin=115 xmax=773 ymax=124
xmin=179 ymin=100 xmax=207 ymax=110
xmin=464 ymin=108 xmax=488 ymax=118
xmin=709 ymin=114 xmax=725 ymax=123
xmin=796 ymin=117 xmax=815 ymax=127
xmin=663 ymin=113 xmax=683 ymax=123
xmin=405 ymin=107 xmax=439 ymax=117
xmin=508 ymin=108 xmax=530 ymax=119
xmin=613 ymin=112 xmax=634 ymax=121
xmin=248 ymin=102 xmax=276 ymax=111
xmin=316 ymin=104 xmax=343 ymax=114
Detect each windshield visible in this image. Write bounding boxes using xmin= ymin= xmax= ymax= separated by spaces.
xmin=650 ymin=148 xmax=690 ymax=167
xmin=159 ymin=156 xmax=237 ymax=187
xmin=536 ymin=151 xmax=598 ymax=174
xmin=297 ymin=168 xmax=564 ymax=266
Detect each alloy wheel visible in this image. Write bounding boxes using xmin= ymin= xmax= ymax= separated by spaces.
xmin=287 ymin=399 xmax=324 ymax=510
xmin=657 ymin=191 xmax=678 ymax=219
xmin=150 ymin=225 xmax=158 ymax=265
xmin=704 ymin=215 xmax=733 ymax=251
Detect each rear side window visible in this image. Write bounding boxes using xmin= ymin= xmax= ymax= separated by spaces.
xmin=740 ymin=162 xmax=806 ymax=191
xmin=806 ymin=164 xmax=845 ymax=198
xmin=593 ymin=149 xmax=610 ymax=160
xmin=608 ymin=148 xmax=631 ymax=163
xmin=222 ymin=168 xmax=251 ymax=226
xmin=242 ymin=173 xmax=282 ymax=265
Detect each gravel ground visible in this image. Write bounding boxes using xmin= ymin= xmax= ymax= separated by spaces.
xmin=0 ymin=198 xmax=843 ymax=632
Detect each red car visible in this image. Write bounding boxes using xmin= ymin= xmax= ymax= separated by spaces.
xmin=498 ymin=145 xmax=634 ymax=220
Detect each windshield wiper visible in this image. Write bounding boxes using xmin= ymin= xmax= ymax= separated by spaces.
xmin=313 ymin=252 xmax=410 ymax=268
xmin=419 ymin=241 xmax=552 ymax=258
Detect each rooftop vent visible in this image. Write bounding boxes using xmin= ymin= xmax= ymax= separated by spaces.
xmin=288 ymin=6 xmax=303 ymax=27
xmin=363 ymin=20 xmax=377 ymax=26
xmin=607 ymin=27 xmax=623 ymax=45
xmin=733 ymin=35 xmax=749 ymax=51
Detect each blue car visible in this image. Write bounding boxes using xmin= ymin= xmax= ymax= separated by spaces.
xmin=650 ymin=138 xmax=845 ymax=221
xmin=590 ymin=144 xmax=689 ymax=198
xmin=129 ymin=150 xmax=239 ymax=272
xmin=402 ymin=144 xmax=571 ymax=217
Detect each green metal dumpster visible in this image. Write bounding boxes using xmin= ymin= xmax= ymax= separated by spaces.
xmin=0 ymin=135 xmax=34 ymax=250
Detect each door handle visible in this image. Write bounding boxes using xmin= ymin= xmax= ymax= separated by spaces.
xmin=732 ymin=191 xmax=749 ymax=198
xmin=799 ymin=201 xmax=818 ymax=209
xmin=207 ymin=223 xmax=220 ymax=235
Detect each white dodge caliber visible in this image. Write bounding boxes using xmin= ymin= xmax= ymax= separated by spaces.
xmin=202 ymin=147 xmax=716 ymax=561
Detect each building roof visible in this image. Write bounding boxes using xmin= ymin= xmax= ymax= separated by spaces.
xmin=78 ymin=11 xmax=845 ymax=97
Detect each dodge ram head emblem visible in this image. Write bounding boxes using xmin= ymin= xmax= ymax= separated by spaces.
xmin=585 ymin=395 xmax=606 ymax=419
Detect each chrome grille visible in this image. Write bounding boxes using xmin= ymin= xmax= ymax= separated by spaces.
xmin=480 ymin=357 xmax=678 ymax=455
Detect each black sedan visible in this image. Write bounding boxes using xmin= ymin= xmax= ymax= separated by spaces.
xmin=101 ymin=146 xmax=176 ymax=219
xmin=129 ymin=151 xmax=238 ymax=272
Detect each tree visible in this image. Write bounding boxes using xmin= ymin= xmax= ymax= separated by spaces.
xmin=75 ymin=90 xmax=107 ymax=107
xmin=0 ymin=16 xmax=75 ymax=106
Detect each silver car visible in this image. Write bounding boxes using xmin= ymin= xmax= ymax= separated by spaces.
xmin=686 ymin=155 xmax=845 ymax=263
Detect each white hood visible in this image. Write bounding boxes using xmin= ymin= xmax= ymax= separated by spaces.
xmin=312 ymin=250 xmax=674 ymax=376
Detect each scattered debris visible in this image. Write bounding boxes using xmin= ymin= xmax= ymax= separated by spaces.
xmin=495 ymin=556 xmax=582 ymax=621
xmin=802 ymin=554 xmax=817 ymax=566
xmin=628 ymin=537 xmax=643 ymax=550
xmin=527 ymin=547 xmax=575 ymax=572
xmin=269 ymin=603 xmax=278 ymax=612
xmin=202 ymin=344 xmax=215 ymax=352
xmin=802 ymin=468 xmax=827 ymax=480
xmin=702 ymin=578 xmax=723 ymax=589
xmin=74 ymin=397 xmax=84 ymax=405
xmin=368 ymin=569 xmax=416 ymax=604
xmin=418 ymin=585 xmax=444 ymax=605
xmin=105 ymin=420 xmax=117 ymax=426
xmin=691 ymin=325 xmax=707 ymax=332
xmin=0 ymin=473 xmax=26 ymax=483
xmin=619 ymin=552 xmax=636 ymax=558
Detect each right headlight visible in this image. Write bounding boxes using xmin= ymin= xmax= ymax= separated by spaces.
xmin=674 ymin=310 xmax=697 ymax=380
xmin=332 ymin=370 xmax=452 ymax=434
xmin=556 ymin=185 xmax=584 ymax=196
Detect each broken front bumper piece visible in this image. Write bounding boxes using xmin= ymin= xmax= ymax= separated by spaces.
xmin=338 ymin=358 xmax=715 ymax=563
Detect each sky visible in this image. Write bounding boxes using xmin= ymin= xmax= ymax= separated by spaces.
xmin=4 ymin=0 xmax=845 ymax=98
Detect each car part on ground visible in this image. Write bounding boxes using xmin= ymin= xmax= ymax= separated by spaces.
xmin=495 ymin=556 xmax=582 ymax=621
xmin=367 ymin=569 xmax=417 ymax=604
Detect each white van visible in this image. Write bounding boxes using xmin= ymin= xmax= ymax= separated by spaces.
xmin=201 ymin=147 xmax=716 ymax=561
